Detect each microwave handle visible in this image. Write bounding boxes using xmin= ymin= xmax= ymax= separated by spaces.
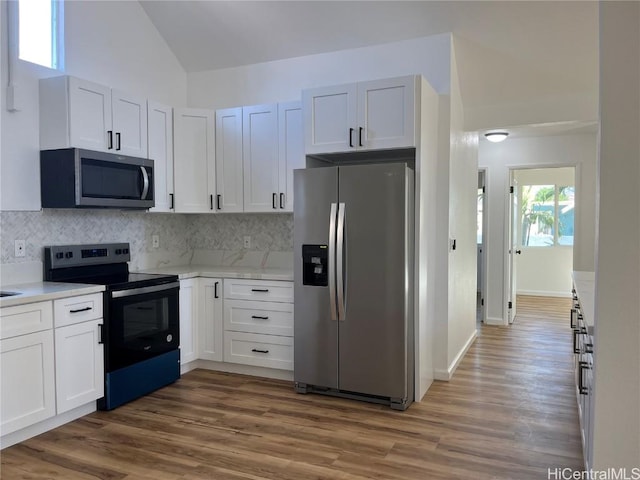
xmin=140 ymin=166 xmax=150 ymax=200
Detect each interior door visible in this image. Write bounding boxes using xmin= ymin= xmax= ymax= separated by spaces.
xmin=293 ymin=167 xmax=339 ymax=389
xmin=507 ymin=176 xmax=519 ymax=324
xmin=337 ymin=163 xmax=409 ymax=398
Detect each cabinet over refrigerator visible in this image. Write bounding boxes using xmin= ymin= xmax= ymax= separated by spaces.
xmin=293 ymin=161 xmax=414 ymax=410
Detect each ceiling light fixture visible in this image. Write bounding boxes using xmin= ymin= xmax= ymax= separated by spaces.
xmin=484 ymin=131 xmax=509 ymax=143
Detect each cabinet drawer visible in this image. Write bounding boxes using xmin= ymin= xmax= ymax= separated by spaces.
xmin=54 ymin=293 xmax=103 ymax=327
xmin=224 ymin=279 xmax=293 ymax=303
xmin=224 ymin=332 xmax=293 ymax=370
xmin=0 ymin=301 xmax=53 ymax=339
xmin=224 ymin=300 xmax=293 ymax=336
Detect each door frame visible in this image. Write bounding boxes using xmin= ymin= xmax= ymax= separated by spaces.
xmin=477 ymin=168 xmax=488 ymax=323
xmin=503 ymin=162 xmax=579 ymax=324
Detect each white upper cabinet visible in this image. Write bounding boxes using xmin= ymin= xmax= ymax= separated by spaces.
xmin=278 ymin=101 xmax=304 ymax=212
xmin=111 ymin=89 xmax=148 ymax=157
xmin=40 ymin=76 xmax=148 ymax=157
xmin=303 ymin=75 xmax=416 ymax=154
xmin=173 ymin=108 xmax=216 ymax=213
xmin=303 ymin=83 xmax=356 ymax=155
xmin=215 ymin=108 xmax=244 ymax=213
xmin=148 ymin=101 xmax=174 ymax=212
xmin=243 ymin=104 xmax=279 ymax=212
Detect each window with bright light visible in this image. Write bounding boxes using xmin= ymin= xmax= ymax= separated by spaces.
xmin=520 ymin=185 xmax=574 ymax=247
xmin=18 ymin=0 xmax=64 ymax=70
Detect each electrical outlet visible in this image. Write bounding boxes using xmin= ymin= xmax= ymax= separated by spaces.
xmin=152 ymin=235 xmax=160 ymax=248
xmin=243 ymin=236 xmax=251 ymax=249
xmin=14 ymin=239 xmax=25 ymax=258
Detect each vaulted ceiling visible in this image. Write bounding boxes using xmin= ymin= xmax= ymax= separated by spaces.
xmin=140 ymin=1 xmax=599 ymax=131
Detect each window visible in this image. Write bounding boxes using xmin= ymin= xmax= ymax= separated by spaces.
xmin=520 ymin=184 xmax=574 ymax=247
xmin=17 ymin=0 xmax=64 ymax=70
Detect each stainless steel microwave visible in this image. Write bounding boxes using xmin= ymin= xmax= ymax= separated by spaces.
xmin=40 ymin=148 xmax=154 ymax=209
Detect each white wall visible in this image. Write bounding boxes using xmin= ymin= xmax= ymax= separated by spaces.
xmin=592 ymin=1 xmax=640 ymax=469
xmin=513 ymin=167 xmax=574 ymax=297
xmin=478 ymin=133 xmax=597 ymax=324
xmin=187 ymin=34 xmax=453 ymax=108
xmin=0 ymin=0 xmax=187 ymax=211
xmin=445 ymin=41 xmax=478 ymax=375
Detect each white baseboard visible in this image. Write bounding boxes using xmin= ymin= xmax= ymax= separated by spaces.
xmin=1 ymin=402 xmax=95 ymax=449
xmin=485 ymin=316 xmax=506 ymax=326
xmin=433 ymin=329 xmax=478 ymax=381
xmin=517 ymin=290 xmax=572 ymax=298
xmin=181 ymin=359 xmax=293 ymax=382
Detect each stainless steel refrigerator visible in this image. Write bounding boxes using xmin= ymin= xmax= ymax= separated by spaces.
xmin=293 ymin=162 xmax=414 ymax=410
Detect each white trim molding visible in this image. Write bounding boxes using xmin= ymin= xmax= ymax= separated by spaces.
xmin=434 ymin=329 xmax=478 ymax=381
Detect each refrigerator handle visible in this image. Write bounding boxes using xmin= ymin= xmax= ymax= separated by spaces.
xmin=328 ymin=203 xmax=338 ymax=322
xmin=337 ymin=202 xmax=346 ymax=321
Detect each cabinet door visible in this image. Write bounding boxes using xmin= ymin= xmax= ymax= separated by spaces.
xmin=303 ymin=83 xmax=357 ymax=155
xmin=179 ymin=279 xmax=198 ymax=364
xmin=198 ymin=279 xmax=223 ymax=362
xmin=278 ymin=101 xmax=304 ymax=212
xmin=1 ymin=330 xmax=56 ymax=435
xmin=357 ymin=76 xmax=416 ymax=150
xmin=54 ymin=319 xmax=104 ymax=414
xmin=243 ymin=104 xmax=279 ymax=212
xmin=148 ymin=101 xmax=174 ymax=212
xmin=215 ymin=108 xmax=244 ymax=212
xmin=173 ymin=109 xmax=216 ymax=213
xmin=68 ymin=77 xmax=112 ymax=152
xmin=112 ymin=90 xmax=148 ymax=158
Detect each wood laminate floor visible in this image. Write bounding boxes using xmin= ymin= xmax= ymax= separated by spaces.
xmin=1 ymin=296 xmax=582 ymax=479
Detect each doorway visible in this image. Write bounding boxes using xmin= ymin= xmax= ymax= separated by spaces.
xmin=477 ymin=169 xmax=487 ymax=323
xmin=506 ymin=167 xmax=576 ymax=323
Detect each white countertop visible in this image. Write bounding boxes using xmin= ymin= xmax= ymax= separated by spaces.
xmin=0 ymin=282 xmax=106 ymax=308
xmin=140 ymin=264 xmax=294 ymax=282
xmin=572 ymin=271 xmax=595 ymax=334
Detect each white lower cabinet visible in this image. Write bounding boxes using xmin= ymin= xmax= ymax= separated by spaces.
xmin=177 ymin=277 xmax=294 ymax=372
xmin=53 ymin=294 xmax=105 ymax=415
xmin=0 ymin=330 xmax=56 ymax=435
xmin=198 ymin=278 xmax=223 ymax=362
xmin=54 ymin=319 xmax=104 ymax=414
xmin=179 ymin=278 xmax=199 ymax=364
xmin=223 ymin=279 xmax=294 ymax=371
xmin=0 ymin=291 xmax=104 ymax=443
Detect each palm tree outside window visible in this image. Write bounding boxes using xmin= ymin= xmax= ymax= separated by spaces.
xmin=520 ymin=185 xmax=574 ymax=247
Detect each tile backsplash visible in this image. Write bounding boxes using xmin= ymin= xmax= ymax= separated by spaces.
xmin=0 ymin=210 xmax=293 ymax=273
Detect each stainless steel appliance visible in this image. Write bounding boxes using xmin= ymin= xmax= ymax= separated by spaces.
xmin=44 ymin=243 xmax=180 ymax=410
xmin=40 ymin=148 xmax=154 ymax=209
xmin=293 ymin=162 xmax=414 ymax=410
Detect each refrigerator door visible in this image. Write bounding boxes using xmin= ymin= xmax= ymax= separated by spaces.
xmin=293 ymin=167 xmax=339 ymax=389
xmin=337 ymin=163 xmax=410 ymax=399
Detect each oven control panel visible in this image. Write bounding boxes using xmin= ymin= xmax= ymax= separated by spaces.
xmin=45 ymin=243 xmax=131 ymax=269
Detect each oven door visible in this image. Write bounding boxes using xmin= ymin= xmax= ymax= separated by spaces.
xmin=106 ymin=282 xmax=179 ymax=372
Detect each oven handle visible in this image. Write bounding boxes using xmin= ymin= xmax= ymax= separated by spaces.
xmin=111 ymin=282 xmax=180 ymax=299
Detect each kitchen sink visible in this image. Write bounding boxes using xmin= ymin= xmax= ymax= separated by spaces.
xmin=0 ymin=291 xmax=19 ymax=297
